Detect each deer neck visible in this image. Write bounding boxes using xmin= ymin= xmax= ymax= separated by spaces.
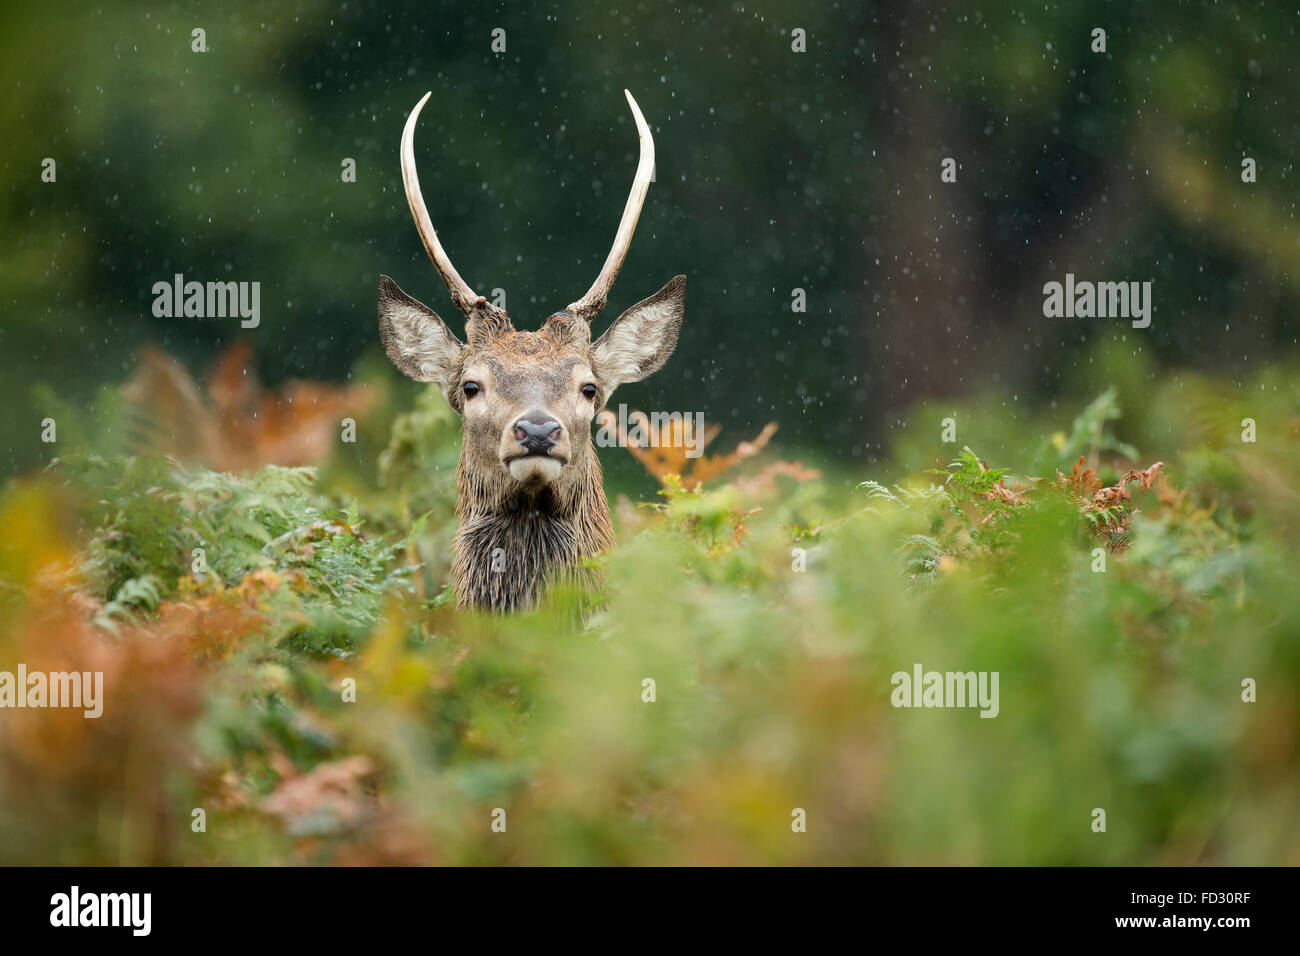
xmin=452 ymin=454 xmax=615 ymax=611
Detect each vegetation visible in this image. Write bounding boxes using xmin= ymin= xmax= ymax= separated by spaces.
xmin=1 ymin=349 xmax=1296 ymax=865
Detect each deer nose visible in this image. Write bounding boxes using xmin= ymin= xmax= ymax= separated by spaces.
xmin=513 ymin=416 xmax=563 ymax=455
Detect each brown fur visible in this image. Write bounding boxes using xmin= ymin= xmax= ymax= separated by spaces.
xmin=452 ymin=449 xmax=615 ymax=612
xmin=378 ymin=278 xmax=685 ymax=612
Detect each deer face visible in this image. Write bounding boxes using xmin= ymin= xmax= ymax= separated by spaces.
xmin=377 ymin=90 xmax=685 ymax=500
xmin=379 ymin=277 xmax=684 ymax=494
xmin=464 ymin=332 xmax=592 ymax=489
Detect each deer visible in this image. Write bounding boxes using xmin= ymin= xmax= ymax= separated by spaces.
xmin=377 ymin=90 xmax=686 ymax=612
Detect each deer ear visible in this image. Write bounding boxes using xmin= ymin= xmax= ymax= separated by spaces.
xmin=378 ymin=275 xmax=464 ymax=391
xmin=591 ymin=276 xmax=685 ymax=388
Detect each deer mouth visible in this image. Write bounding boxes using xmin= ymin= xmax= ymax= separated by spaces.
xmin=504 ymin=454 xmax=566 ymax=484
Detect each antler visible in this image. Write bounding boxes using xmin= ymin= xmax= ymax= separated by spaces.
xmin=402 ymin=91 xmax=509 ymax=335
xmin=566 ymin=89 xmax=656 ymax=322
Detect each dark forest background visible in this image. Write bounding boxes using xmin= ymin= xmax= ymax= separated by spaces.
xmin=2 ymin=0 xmax=1296 ymax=476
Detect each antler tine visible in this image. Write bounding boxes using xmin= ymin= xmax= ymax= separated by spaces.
xmin=566 ymin=89 xmax=656 ymax=322
xmin=402 ymin=91 xmax=501 ymax=324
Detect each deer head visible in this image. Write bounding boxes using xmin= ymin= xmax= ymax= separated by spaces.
xmin=378 ymin=90 xmax=686 ymax=611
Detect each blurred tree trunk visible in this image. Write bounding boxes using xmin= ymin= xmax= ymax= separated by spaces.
xmin=862 ymin=2 xmax=980 ymax=426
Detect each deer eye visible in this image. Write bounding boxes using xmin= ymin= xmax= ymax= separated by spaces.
xmin=462 ymin=381 xmax=481 ymax=399
xmin=581 ymin=384 xmax=598 ymax=401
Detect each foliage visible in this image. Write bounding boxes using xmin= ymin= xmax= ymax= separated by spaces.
xmin=119 ymin=341 xmax=376 ymax=472
xmin=0 ymin=375 xmax=1297 ymax=866
xmin=58 ymin=454 xmax=419 ymax=655
xmin=603 ymin=411 xmax=806 ymax=488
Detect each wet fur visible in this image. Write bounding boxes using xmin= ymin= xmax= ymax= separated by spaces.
xmin=379 ymin=274 xmax=683 ymax=613
xmin=452 ymin=452 xmax=615 ymax=612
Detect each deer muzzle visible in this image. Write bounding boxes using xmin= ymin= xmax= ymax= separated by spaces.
xmin=502 ymin=412 xmax=569 ymax=484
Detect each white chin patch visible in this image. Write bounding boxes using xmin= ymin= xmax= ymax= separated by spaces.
xmin=507 ymin=457 xmax=563 ymax=484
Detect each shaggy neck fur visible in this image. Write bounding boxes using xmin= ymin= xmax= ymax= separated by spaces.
xmin=451 ymin=451 xmax=616 ymax=612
